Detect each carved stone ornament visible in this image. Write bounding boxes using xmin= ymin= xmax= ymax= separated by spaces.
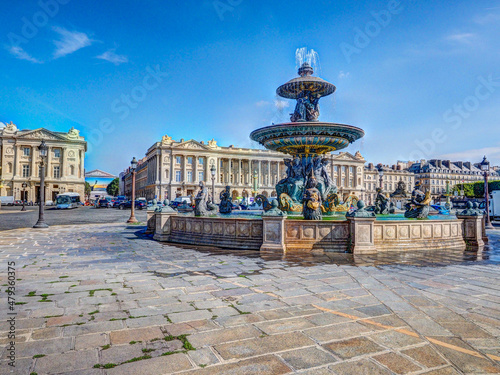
xmin=207 ymin=138 xmax=217 ymax=148
xmin=162 ymin=135 xmax=173 ymax=144
xmin=3 ymin=122 xmax=18 ymax=133
xmin=67 ymin=127 xmax=80 ymax=139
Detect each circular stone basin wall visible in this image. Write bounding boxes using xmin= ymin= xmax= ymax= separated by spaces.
xmin=152 ymin=212 xmax=479 ymax=254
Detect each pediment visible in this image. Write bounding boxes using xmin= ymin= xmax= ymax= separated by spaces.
xmin=332 ymin=151 xmax=364 ymax=162
xmin=176 ymin=140 xmax=210 ymax=150
xmin=18 ymin=128 xmax=68 ymax=141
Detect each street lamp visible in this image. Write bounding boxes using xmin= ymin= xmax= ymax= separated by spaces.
xmin=21 ymin=182 xmax=27 ymax=211
xmin=33 ymin=140 xmax=49 ymax=228
xmin=480 ymin=156 xmax=494 ymax=229
xmin=127 ymin=157 xmax=138 ymax=224
xmin=210 ymin=163 xmax=216 ymax=202
xmin=378 ymin=166 xmax=384 ymax=190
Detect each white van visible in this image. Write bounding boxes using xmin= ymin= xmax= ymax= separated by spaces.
xmin=489 ymin=190 xmax=500 ymax=220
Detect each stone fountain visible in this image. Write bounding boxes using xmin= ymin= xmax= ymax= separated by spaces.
xmin=250 ymin=62 xmax=364 ymax=218
xmin=152 ymin=55 xmax=485 ymax=255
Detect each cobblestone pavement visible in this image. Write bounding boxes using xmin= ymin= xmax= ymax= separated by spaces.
xmin=1 ymin=224 xmax=500 ymax=374
xmin=0 ymin=206 xmax=148 ymax=232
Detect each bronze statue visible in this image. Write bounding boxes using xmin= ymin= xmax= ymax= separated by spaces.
xmin=302 ymin=175 xmax=322 ymax=220
xmin=404 ymin=182 xmax=431 ymax=219
xmin=194 ymin=181 xmax=216 ymax=216
xmin=459 ymin=201 xmax=480 ymax=216
xmin=219 ymin=185 xmax=232 ymax=214
xmin=346 ymin=200 xmax=375 ymax=218
xmin=262 ymin=199 xmax=286 ymax=217
xmin=374 ymin=188 xmax=390 ymax=214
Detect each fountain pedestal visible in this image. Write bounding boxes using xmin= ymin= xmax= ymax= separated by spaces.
xmin=260 ymin=216 xmax=287 ymax=253
xmin=347 ymin=217 xmax=377 ymax=254
xmin=457 ymin=214 xmax=485 ymax=250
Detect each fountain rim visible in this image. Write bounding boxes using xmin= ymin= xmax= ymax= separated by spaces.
xmin=250 ymin=121 xmax=365 ymax=140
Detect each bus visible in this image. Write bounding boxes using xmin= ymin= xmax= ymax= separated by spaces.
xmin=56 ymin=192 xmax=81 ymax=209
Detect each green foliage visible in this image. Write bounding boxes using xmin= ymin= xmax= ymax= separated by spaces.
xmin=85 ymin=181 xmax=91 ymax=196
xmin=453 ymin=180 xmax=500 ymax=198
xmin=106 ymin=178 xmax=120 ymax=197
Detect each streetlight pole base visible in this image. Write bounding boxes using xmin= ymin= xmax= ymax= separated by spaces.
xmin=127 ymin=216 xmax=138 ymax=224
xmin=33 ymin=221 xmax=49 ymax=228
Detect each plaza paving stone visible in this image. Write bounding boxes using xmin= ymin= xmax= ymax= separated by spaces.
xmin=0 ymin=223 xmax=500 ymax=374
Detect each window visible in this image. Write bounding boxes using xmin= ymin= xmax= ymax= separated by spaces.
xmin=341 ymin=166 xmax=345 ymax=173
xmin=54 ymin=149 xmax=61 ymax=158
xmin=349 ymin=179 xmax=353 ymax=187
xmin=165 ymin=170 xmax=169 ymax=179
xmin=341 ymin=177 xmax=345 ymax=187
xmin=176 ymin=156 xmax=181 ymax=164
xmin=175 ymin=171 xmax=181 ymax=182
xmin=187 ymin=171 xmax=193 ymax=182
xmin=334 ymin=166 xmax=338 ymax=172
xmin=220 ymin=173 xmax=224 ymax=183
xmin=187 ymin=156 xmax=193 ymax=165
xmin=23 ymin=147 xmax=30 ymax=156
xmin=22 ymin=165 xmax=30 ymax=178
xmin=70 ymin=165 xmax=74 ymax=175
xmin=198 ymin=157 xmax=204 ymax=165
xmin=349 ymin=166 xmax=354 ymax=173
xmin=199 ymin=171 xmax=204 ymax=181
xmin=53 ymin=166 xmax=60 ymax=178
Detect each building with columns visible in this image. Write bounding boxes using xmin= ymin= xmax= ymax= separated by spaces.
xmin=364 ymin=163 xmax=415 ymax=205
xmin=0 ymin=122 xmax=87 ymax=202
xmin=121 ymin=135 xmax=373 ymax=202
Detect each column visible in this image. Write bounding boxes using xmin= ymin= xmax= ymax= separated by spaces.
xmin=182 ymin=155 xmax=186 ymax=184
xmin=258 ymin=160 xmax=262 ymax=187
xmin=267 ymin=161 xmax=271 ymax=186
xmin=60 ymin=148 xmax=66 ymax=178
xmin=46 ymin=146 xmax=52 ymax=178
xmin=237 ymin=159 xmax=241 ymax=186
xmin=31 ymin=145 xmax=37 ymax=179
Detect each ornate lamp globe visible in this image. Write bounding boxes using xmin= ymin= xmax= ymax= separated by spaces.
xmin=480 ymin=156 xmax=489 ymax=172
xmin=130 ymin=157 xmax=138 ymax=171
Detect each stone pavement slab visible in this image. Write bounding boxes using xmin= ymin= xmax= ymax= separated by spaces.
xmin=1 ymin=223 xmax=500 ymax=374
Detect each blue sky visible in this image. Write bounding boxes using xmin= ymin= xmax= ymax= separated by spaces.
xmin=1 ymin=0 xmax=499 ymax=174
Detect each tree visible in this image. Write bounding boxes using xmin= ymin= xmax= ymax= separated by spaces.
xmin=84 ymin=182 xmax=91 ymax=197
xmin=106 ymin=178 xmax=120 ymax=196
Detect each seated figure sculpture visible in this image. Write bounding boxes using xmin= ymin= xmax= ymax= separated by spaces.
xmin=194 ymin=181 xmax=216 ymax=217
xmin=276 ymin=156 xmax=304 ymax=206
xmin=308 ymin=156 xmax=335 ymax=201
xmin=302 ymin=175 xmax=322 ymax=220
xmin=404 ymin=181 xmax=431 ymax=219
xmin=374 ymin=188 xmax=390 ymax=214
xmin=219 ymin=186 xmax=233 ymax=214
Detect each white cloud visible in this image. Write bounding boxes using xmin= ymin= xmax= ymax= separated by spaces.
xmin=338 ymin=70 xmax=350 ymax=79
xmin=255 ymin=100 xmax=270 ymax=107
xmin=96 ymin=49 xmax=128 ymax=65
xmin=274 ymin=99 xmax=289 ymax=111
xmin=52 ymin=27 xmax=92 ymax=58
xmin=444 ymin=32 xmax=476 ymax=44
xmin=473 ymin=12 xmax=500 ymax=25
xmin=8 ymin=46 xmax=42 ymax=63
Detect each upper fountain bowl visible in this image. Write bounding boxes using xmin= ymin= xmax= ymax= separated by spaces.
xmin=276 ymin=62 xmax=336 ymax=99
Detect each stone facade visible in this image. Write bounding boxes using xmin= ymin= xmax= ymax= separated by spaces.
xmin=364 ymin=163 xmax=415 ymax=205
xmin=0 ymin=122 xmax=86 ymax=202
xmin=407 ymin=159 xmax=500 ymax=198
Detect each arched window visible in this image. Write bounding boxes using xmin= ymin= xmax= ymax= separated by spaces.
xmin=7 ymin=162 xmax=12 ymax=173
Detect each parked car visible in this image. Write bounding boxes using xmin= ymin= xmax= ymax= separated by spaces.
xmin=97 ymin=199 xmax=112 ymax=208
xmin=13 ymin=200 xmax=23 ymax=206
xmin=171 ymin=196 xmax=192 ymax=208
xmin=118 ymin=200 xmax=146 ymax=210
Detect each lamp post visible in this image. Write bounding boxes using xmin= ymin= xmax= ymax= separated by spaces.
xmin=480 ymin=156 xmax=494 ymax=229
xmin=21 ymin=182 xmax=27 ymax=211
xmin=127 ymin=157 xmax=138 ymax=224
xmin=210 ymin=163 xmax=216 ymax=202
xmin=33 ymin=140 xmax=49 ymax=228
xmin=378 ymin=167 xmax=384 ymax=190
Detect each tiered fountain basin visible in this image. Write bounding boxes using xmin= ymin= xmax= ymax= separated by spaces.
xmin=249 ymin=122 xmax=364 ymax=155
xmin=151 ymin=210 xmax=485 ymax=254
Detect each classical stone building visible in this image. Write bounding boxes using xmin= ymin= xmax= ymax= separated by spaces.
xmin=407 ymin=159 xmax=500 ymax=198
xmin=364 ymin=163 xmax=415 ymax=205
xmin=0 ymin=122 xmax=86 ymax=202
xmin=121 ymin=135 xmax=374 ymax=202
